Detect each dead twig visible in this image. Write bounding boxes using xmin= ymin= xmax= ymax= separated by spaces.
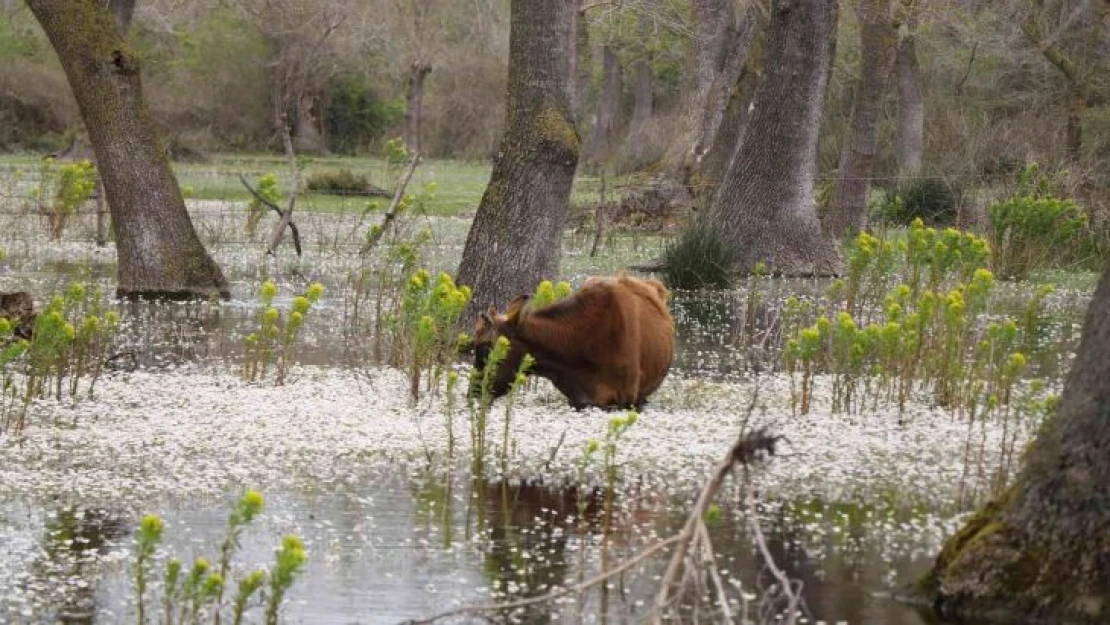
xmin=745 ymin=478 xmax=804 ymax=623
xmin=650 ymin=426 xmax=781 ymax=622
xmin=360 ymin=155 xmax=421 ymax=256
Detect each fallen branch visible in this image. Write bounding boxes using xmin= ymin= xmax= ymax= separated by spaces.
xmin=360 ymin=155 xmax=421 ymax=256
xmin=746 ymin=479 xmax=804 ymax=623
xmin=650 ymin=426 xmax=781 ymax=622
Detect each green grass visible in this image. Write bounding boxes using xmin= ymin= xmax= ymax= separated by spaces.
xmin=0 ymin=152 xmax=610 ymax=217
xmin=174 ymin=155 xmax=493 ymax=216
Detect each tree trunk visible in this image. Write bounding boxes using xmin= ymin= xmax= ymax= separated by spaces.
xmin=693 ymin=19 xmax=766 ymax=201
xmin=664 ymin=0 xmax=758 ymax=193
xmin=28 ymin=0 xmax=229 ymax=300
xmin=927 ymin=258 xmax=1110 ymax=623
xmin=692 ymin=3 xmax=759 ymax=179
xmin=456 ymin=0 xmax=579 ymax=317
xmin=699 ymin=0 xmax=841 ymax=276
xmin=662 ymin=0 xmax=733 ymax=178
xmin=1019 ymin=2 xmax=1106 ymax=161
xmin=108 ymin=0 xmax=136 ymax=34
xmin=404 ymin=59 xmax=433 ymax=155
xmin=291 ymin=94 xmax=325 ymax=154
xmin=895 ymin=30 xmax=924 ymax=178
xmin=623 ymin=55 xmax=654 ymax=153
xmin=824 ymin=0 xmax=897 ymax=239
xmin=618 ymin=14 xmax=655 ymax=169
xmin=584 ymin=45 xmax=623 ymax=165
xmin=568 ymin=0 xmax=591 ymax=118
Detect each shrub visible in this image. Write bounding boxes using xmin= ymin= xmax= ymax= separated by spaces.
xmin=29 ymin=158 xmax=97 ymax=240
xmin=879 ymin=178 xmax=961 ymax=227
xmin=325 ymin=75 xmax=404 ymax=155
xmin=306 ymin=169 xmax=372 ymax=195
xmin=246 ymin=172 xmax=281 ymax=237
xmin=989 ymin=193 xmax=1090 ymax=280
xmin=660 ymin=224 xmax=733 ymax=290
xmin=243 ymin=280 xmax=325 ymax=385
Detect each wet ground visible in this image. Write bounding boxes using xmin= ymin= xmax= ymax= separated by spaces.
xmin=0 ymin=199 xmax=1092 ymax=624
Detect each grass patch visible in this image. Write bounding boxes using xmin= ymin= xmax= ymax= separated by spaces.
xmin=660 ymin=224 xmax=734 ymax=290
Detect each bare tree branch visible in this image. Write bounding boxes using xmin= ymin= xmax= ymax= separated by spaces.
xmin=359 ymin=155 xmax=421 ymax=256
xmin=265 ymin=118 xmax=301 ymax=256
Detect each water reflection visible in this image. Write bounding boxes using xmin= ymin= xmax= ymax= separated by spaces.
xmin=1 ymin=473 xmax=955 ymax=624
xmin=36 ymin=507 xmax=127 ymax=624
xmin=478 ymin=480 xmax=598 ymax=624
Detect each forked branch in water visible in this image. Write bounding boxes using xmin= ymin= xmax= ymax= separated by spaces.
xmin=360 ymin=155 xmax=421 ymax=256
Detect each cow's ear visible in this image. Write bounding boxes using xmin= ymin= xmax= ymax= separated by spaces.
xmin=486 ymin=303 xmax=498 ymax=317
xmin=505 ymin=294 xmax=529 ymax=324
xmin=479 ymin=311 xmax=494 ymax=327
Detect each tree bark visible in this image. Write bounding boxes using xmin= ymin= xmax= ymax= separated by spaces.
xmin=290 ymin=94 xmax=326 ymax=154
xmin=584 ymin=45 xmax=623 ymax=165
xmin=693 ymin=18 xmax=767 ymax=201
xmin=1019 ymin=1 xmax=1107 ymax=160
xmin=824 ymin=0 xmax=897 ymax=239
xmin=568 ymin=0 xmax=591 ymax=118
xmin=108 ymin=0 xmax=136 ymax=35
xmin=27 ymin=0 xmax=229 ymax=300
xmin=404 ymin=59 xmax=433 ymax=155
xmin=456 ymin=0 xmax=579 ymax=317
xmin=664 ymin=0 xmax=758 ymax=194
xmin=895 ymin=24 xmax=924 ymax=177
xmin=618 ymin=14 xmax=655 ymax=168
xmin=623 ymin=56 xmax=654 ymax=153
xmin=699 ymin=0 xmax=841 ymax=276
xmin=927 ymin=258 xmax=1110 ymax=623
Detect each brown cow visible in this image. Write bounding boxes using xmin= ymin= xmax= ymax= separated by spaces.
xmin=472 ymin=275 xmax=675 ymax=410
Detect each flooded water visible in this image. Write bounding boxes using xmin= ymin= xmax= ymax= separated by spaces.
xmin=0 ymin=200 xmax=1092 ymax=624
xmin=7 ymin=474 xmax=943 ymax=624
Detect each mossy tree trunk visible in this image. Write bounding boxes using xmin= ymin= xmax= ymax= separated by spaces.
xmin=699 ymin=0 xmax=841 ymax=276
xmin=456 ymin=0 xmax=579 ymax=316
xmin=27 ymin=0 xmax=229 ymax=299
xmin=824 ymin=0 xmax=897 ymax=239
xmin=927 ymin=259 xmax=1110 ymax=623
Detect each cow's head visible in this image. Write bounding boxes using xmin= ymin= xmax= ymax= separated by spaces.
xmin=470 ymin=295 xmax=530 ymax=397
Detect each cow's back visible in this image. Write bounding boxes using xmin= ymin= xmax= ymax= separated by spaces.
xmin=615 ymin=276 xmax=675 ymax=403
